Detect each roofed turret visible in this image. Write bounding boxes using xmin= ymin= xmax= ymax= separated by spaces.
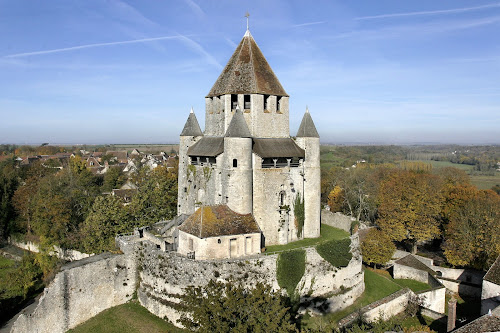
xmin=225 ymin=106 xmax=251 ymax=138
xmin=296 ymin=107 xmax=319 ymax=138
xmin=180 ymin=108 xmax=203 ymax=137
xmin=207 ymin=30 xmax=288 ymax=97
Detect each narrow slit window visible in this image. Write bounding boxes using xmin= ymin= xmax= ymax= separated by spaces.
xmin=277 ymin=96 xmax=282 ymax=112
xmin=244 ymin=94 xmax=251 ymax=109
xmin=263 ymin=94 xmax=270 ymax=110
xmin=231 ymin=94 xmax=238 ymax=110
xmin=233 ymin=159 xmax=238 ymax=168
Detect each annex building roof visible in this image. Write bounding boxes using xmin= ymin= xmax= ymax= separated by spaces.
xmin=179 ymin=205 xmax=261 ymax=238
xmin=394 ymin=254 xmax=437 ymax=276
xmin=484 ymin=254 xmax=500 ymax=285
xmin=206 ymin=30 xmax=288 ymax=98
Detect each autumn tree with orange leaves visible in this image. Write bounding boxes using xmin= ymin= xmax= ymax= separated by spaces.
xmin=442 ymin=188 xmax=500 ymax=270
xmin=377 ymin=170 xmax=442 ymax=254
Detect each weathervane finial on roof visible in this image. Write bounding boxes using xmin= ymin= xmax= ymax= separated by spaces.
xmin=190 ymin=106 xmax=194 ymax=114
xmin=245 ymin=12 xmax=250 ymax=31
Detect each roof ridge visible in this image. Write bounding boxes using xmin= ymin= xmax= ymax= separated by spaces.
xmin=247 ymin=33 xmax=258 ymax=94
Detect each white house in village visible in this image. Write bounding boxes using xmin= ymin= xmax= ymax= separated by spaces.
xmin=176 ymin=28 xmax=321 ymax=259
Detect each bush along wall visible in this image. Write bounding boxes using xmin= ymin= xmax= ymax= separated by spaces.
xmin=277 ymin=249 xmax=305 ymax=299
xmin=316 ymin=238 xmax=352 ymax=268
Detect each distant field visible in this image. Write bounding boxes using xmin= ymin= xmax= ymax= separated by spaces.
xmin=68 ymin=301 xmax=184 ymax=333
xmin=411 ymin=160 xmax=499 ymax=189
xmin=111 ymin=144 xmax=179 ymax=153
xmin=470 ymin=175 xmax=500 ymax=190
xmin=320 ymin=151 xmax=347 ymax=169
xmin=413 ymin=160 xmax=475 ymax=171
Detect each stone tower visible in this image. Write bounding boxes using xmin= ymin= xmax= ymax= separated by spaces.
xmin=177 ymin=28 xmax=321 ymax=247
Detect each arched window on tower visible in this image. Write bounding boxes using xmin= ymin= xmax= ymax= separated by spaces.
xmin=233 ymin=159 xmax=238 ymax=167
xmin=276 ymin=96 xmax=282 ymax=113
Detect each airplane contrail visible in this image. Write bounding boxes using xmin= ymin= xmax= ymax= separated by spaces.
xmin=357 ymin=2 xmax=500 ymax=20
xmin=4 ymin=35 xmax=185 ymax=58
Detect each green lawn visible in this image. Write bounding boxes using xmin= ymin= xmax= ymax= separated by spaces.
xmin=303 ymin=268 xmax=402 ymax=328
xmin=67 ymin=301 xmax=185 ymax=333
xmin=265 ymin=224 xmax=349 ymax=253
xmin=302 ymin=268 xmax=435 ymax=330
xmin=393 ymin=278 xmax=430 ymax=292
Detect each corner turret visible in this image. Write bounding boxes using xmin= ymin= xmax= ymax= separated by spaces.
xmin=178 ymin=108 xmax=204 ymax=215
xmin=295 ymin=107 xmax=321 ymax=238
xmin=296 ymin=107 xmax=319 ymax=138
xmin=180 ymin=107 xmax=203 ymax=137
xmin=223 ymin=106 xmax=253 ymax=214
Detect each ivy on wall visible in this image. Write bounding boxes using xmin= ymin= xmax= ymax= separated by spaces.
xmin=294 ymin=193 xmax=305 ymax=238
xmin=276 ymin=249 xmax=305 ymax=299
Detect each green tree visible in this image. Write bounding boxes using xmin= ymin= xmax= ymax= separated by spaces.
xmin=361 ymin=228 xmax=395 ymax=267
xmin=81 ymin=195 xmax=130 ymax=253
xmin=178 ymin=280 xmax=297 ymax=333
xmin=102 ymin=167 xmax=125 ymax=192
xmin=0 ymin=158 xmax=19 ymax=239
xmin=127 ymin=164 xmax=178 ymax=224
xmin=377 ymin=170 xmax=442 ymax=253
xmin=7 ymin=253 xmax=42 ymax=297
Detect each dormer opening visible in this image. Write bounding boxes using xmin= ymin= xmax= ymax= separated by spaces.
xmin=244 ymin=94 xmax=251 ymax=110
xmin=263 ymin=94 xmax=270 ymax=111
xmin=231 ymin=94 xmax=238 ymax=110
xmin=277 ymin=96 xmax=282 ymax=113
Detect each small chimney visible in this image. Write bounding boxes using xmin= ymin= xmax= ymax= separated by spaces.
xmin=447 ymin=297 xmax=457 ymax=332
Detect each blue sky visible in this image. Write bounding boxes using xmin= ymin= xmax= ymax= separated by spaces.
xmin=1 ymin=0 xmax=499 ymax=144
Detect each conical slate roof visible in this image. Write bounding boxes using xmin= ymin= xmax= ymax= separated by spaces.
xmin=296 ymin=108 xmax=319 ymax=138
xmin=180 ymin=108 xmax=203 ymax=137
xmin=225 ymin=107 xmax=251 ymax=138
xmin=207 ymin=30 xmax=288 ymax=98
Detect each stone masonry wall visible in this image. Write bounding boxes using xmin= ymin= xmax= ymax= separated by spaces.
xmin=133 ymin=233 xmax=364 ymax=328
xmin=9 ymin=239 xmax=92 ymax=262
xmin=320 ymin=210 xmax=353 ymax=233
xmin=10 ymin=252 xmax=137 ymax=333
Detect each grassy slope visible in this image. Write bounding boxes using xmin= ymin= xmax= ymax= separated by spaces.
xmin=67 ymin=301 xmax=185 ymax=333
xmin=265 ymin=224 xmax=349 ymax=253
xmin=304 ymin=268 xmax=432 ymax=328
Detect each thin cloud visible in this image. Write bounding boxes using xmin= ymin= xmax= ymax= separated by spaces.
xmin=177 ymin=34 xmax=222 ymax=70
xmin=327 ymin=16 xmax=500 ymax=41
xmin=224 ymin=37 xmax=237 ymax=49
xmin=4 ymin=35 xmax=184 ymax=58
xmin=357 ymin=2 xmax=500 ymax=20
xmin=183 ymin=0 xmax=205 ymax=18
xmin=293 ymin=21 xmax=326 ymax=27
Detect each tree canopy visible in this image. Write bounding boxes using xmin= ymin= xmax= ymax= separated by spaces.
xmin=361 ymin=228 xmax=395 ymax=267
xmin=377 ymin=170 xmax=442 ymax=253
xmin=178 ymin=280 xmax=297 ymax=333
